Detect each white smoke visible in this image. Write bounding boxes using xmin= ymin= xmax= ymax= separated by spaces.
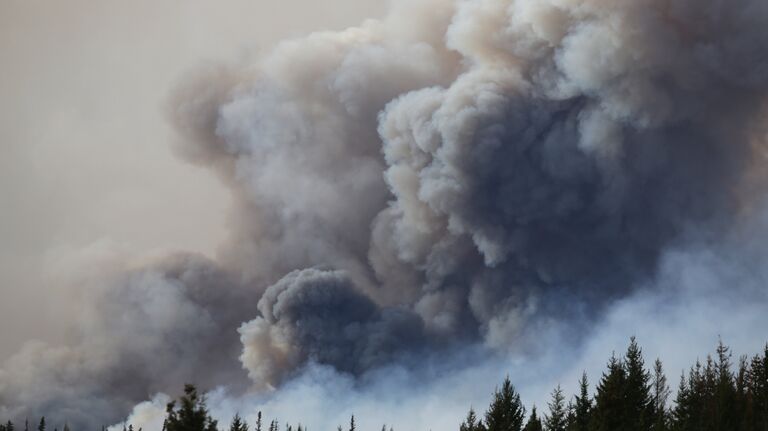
xmin=3 ymin=0 xmax=768 ymax=429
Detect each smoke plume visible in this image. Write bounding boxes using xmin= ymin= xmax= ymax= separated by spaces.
xmin=3 ymin=0 xmax=768 ymax=428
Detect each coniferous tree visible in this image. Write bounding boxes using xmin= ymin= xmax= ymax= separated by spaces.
xmin=544 ymin=387 xmax=567 ymax=431
xmin=6 ymin=421 xmax=14 ymax=431
xmin=624 ymin=337 xmax=652 ymax=431
xmin=572 ymin=373 xmax=591 ymax=431
xmin=523 ymin=407 xmax=543 ymax=431
xmin=749 ymin=344 xmax=768 ymax=431
xmin=590 ymin=354 xmax=626 ymax=431
xmin=38 ymin=418 xmax=45 ymax=431
xmin=348 ymin=416 xmax=355 ymax=431
xmin=163 ymin=384 xmax=218 ymax=431
xmin=460 ymin=408 xmax=485 ymax=431
xmin=651 ymin=359 xmax=670 ymax=431
xmin=565 ymin=402 xmax=576 ymax=431
xmin=713 ymin=340 xmax=737 ymax=430
xmin=484 ymin=377 xmax=526 ymax=431
xmin=230 ymin=414 xmax=248 ymax=431
xmin=255 ymin=412 xmax=262 ymax=431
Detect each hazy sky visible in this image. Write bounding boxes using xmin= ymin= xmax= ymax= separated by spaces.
xmin=0 ymin=0 xmax=384 ymax=359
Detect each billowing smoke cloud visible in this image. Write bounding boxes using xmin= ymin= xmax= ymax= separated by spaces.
xmin=0 ymin=254 xmax=257 ymax=426
xmin=3 ymin=0 xmax=768 ymax=428
xmin=239 ymin=268 xmax=427 ymax=387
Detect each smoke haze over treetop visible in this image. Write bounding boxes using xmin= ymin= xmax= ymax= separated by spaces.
xmin=2 ymin=0 xmax=768 ymax=429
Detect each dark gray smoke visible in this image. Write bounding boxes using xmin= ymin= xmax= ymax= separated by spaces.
xmin=3 ymin=0 xmax=768 ymax=428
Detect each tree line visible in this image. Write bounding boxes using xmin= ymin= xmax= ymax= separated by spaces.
xmin=461 ymin=338 xmax=768 ymax=431
xmin=3 ymin=338 xmax=766 ymax=431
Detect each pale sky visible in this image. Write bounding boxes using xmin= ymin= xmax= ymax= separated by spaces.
xmin=0 ymin=0 xmax=385 ymax=359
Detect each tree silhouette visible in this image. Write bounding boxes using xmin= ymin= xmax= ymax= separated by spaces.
xmin=484 ymin=376 xmax=525 ymax=431
xmin=523 ymin=407 xmax=542 ymax=431
xmin=164 ymin=384 xmax=218 ymax=431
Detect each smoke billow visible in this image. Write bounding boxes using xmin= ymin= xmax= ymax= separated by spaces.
xmin=3 ymin=0 xmax=768 ymax=428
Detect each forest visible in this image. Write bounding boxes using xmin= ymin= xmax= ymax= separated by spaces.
xmin=2 ymin=338 xmax=766 ymax=431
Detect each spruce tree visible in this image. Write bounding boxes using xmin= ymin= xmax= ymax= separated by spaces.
xmin=523 ymin=407 xmax=543 ymax=431
xmin=651 ymin=359 xmax=670 ymax=431
xmin=544 ymin=386 xmax=567 ymax=431
xmin=564 ymin=402 xmax=576 ymax=431
xmin=590 ymin=354 xmax=626 ymax=431
xmin=713 ymin=340 xmax=737 ymax=430
xmin=349 ymin=416 xmax=355 ymax=431
xmin=7 ymin=421 xmax=14 ymax=431
xmin=572 ymin=373 xmax=591 ymax=431
xmin=749 ymin=344 xmax=768 ymax=431
xmin=671 ymin=374 xmax=691 ymax=431
xmin=37 ymin=418 xmax=45 ymax=431
xmin=460 ymin=408 xmax=485 ymax=431
xmin=255 ymin=412 xmax=262 ymax=431
xmin=230 ymin=414 xmax=248 ymax=431
xmin=163 ymin=384 xmax=218 ymax=431
xmin=484 ymin=377 xmax=526 ymax=431
xmin=624 ymin=337 xmax=652 ymax=431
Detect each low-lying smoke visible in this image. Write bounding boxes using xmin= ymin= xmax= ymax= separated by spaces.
xmin=3 ymin=0 xmax=768 ymax=428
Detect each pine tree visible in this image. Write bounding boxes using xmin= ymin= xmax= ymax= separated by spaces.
xmin=255 ymin=412 xmax=262 ymax=431
xmin=163 ymin=384 xmax=218 ymax=431
xmin=7 ymin=421 xmax=14 ymax=431
xmin=523 ymin=407 xmax=543 ymax=431
xmin=544 ymin=386 xmax=567 ymax=431
xmin=484 ymin=377 xmax=526 ymax=431
xmin=38 ymin=418 xmax=45 ymax=431
xmin=348 ymin=416 xmax=355 ymax=431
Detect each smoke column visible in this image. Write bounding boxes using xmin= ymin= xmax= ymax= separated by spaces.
xmin=2 ymin=0 xmax=768 ymax=429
